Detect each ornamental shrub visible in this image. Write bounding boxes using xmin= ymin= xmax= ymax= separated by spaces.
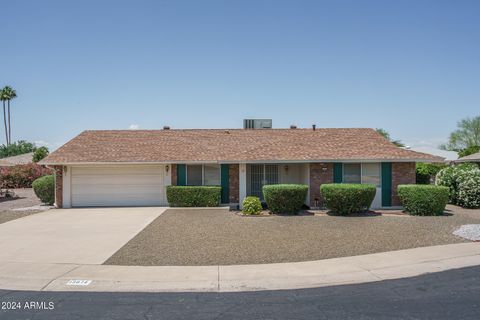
xmin=435 ymin=163 xmax=479 ymax=205
xmin=397 ymin=185 xmax=449 ymax=216
xmin=416 ymin=163 xmax=446 ymax=184
xmin=242 ymin=196 xmax=262 ymax=215
xmin=32 ymin=175 xmax=55 ymax=205
xmin=166 ymin=186 xmax=221 ymax=207
xmin=0 ymin=163 xmax=53 ymax=188
xmin=320 ymin=183 xmax=376 ymax=215
xmin=456 ymin=170 xmax=480 ymax=208
xmin=262 ymin=184 xmax=308 ymax=214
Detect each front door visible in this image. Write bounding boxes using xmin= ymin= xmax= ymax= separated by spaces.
xmin=248 ymin=164 xmax=279 ymax=200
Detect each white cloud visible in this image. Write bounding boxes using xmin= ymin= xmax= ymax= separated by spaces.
xmin=34 ymin=140 xmax=50 ymax=147
xmin=128 ymin=124 xmax=140 ymax=130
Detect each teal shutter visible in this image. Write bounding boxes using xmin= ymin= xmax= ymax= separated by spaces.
xmin=177 ymin=164 xmax=186 ymax=186
xmin=333 ymin=163 xmax=343 ymax=183
xmin=221 ymin=164 xmax=230 ymax=203
xmin=381 ymin=162 xmax=392 ymax=207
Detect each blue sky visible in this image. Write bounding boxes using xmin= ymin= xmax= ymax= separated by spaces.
xmin=2 ymin=0 xmax=479 ymax=153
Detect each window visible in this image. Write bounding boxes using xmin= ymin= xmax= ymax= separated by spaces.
xmin=362 ymin=163 xmax=380 ymax=187
xmin=343 ymin=164 xmax=361 ymax=183
xmin=186 ymin=165 xmax=203 ymax=186
xmin=204 ymin=164 xmax=221 ymax=185
xmin=186 ymin=164 xmax=220 ymax=186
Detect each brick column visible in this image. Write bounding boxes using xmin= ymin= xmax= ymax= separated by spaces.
xmin=53 ymin=165 xmax=63 ymax=208
xmin=392 ymin=162 xmax=416 ymax=206
xmin=309 ymin=163 xmax=333 ymax=208
xmin=171 ymin=164 xmax=177 ymax=186
xmin=229 ymin=164 xmax=239 ymax=203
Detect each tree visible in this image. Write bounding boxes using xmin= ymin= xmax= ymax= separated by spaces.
xmin=32 ymin=146 xmax=49 ymax=162
xmin=0 ymin=140 xmax=35 ymax=158
xmin=0 ymin=89 xmax=8 ymax=145
xmin=375 ymin=128 xmax=405 ymax=147
xmin=0 ymin=86 xmax=17 ymax=145
xmin=441 ymin=116 xmax=480 ymax=152
xmin=458 ymin=145 xmax=480 ymax=158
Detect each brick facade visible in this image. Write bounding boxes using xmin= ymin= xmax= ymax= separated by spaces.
xmin=54 ymin=165 xmax=63 ymax=208
xmin=171 ymin=164 xmax=177 ymax=186
xmin=229 ymin=164 xmax=240 ymax=203
xmin=392 ymin=162 xmax=416 ymax=206
xmin=309 ymin=163 xmax=334 ymax=208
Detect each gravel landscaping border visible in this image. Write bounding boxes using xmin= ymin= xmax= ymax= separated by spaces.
xmin=105 ymin=205 xmax=480 ymax=266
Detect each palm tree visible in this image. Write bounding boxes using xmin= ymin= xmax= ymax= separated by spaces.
xmin=1 ymin=86 xmax=17 ymax=145
xmin=0 ymin=88 xmax=8 ymax=145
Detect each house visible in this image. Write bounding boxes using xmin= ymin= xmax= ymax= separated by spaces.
xmin=0 ymin=152 xmax=34 ymax=167
xmin=454 ymin=151 xmax=480 ymax=163
xmin=39 ymin=127 xmax=443 ymax=209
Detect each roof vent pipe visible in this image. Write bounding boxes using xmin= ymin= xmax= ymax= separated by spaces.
xmin=163 ymin=126 xmax=170 ymax=130
xmin=312 ymin=124 xmax=316 ymax=131
xmin=290 ymin=125 xmax=297 ymax=129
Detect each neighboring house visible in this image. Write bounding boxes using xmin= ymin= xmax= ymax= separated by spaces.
xmin=39 ymin=128 xmax=443 ymax=209
xmin=454 ymin=151 xmax=480 ymax=163
xmin=0 ymin=152 xmax=34 ymax=167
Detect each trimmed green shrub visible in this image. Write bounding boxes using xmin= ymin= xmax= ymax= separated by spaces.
xmin=32 ymin=175 xmax=55 ymax=205
xmin=242 ymin=196 xmax=262 ymax=215
xmin=320 ymin=183 xmax=376 ymax=215
xmin=436 ymin=163 xmax=480 ymax=205
xmin=166 ymin=186 xmax=221 ymax=207
xmin=262 ymin=184 xmax=308 ymax=214
xmin=397 ymin=184 xmax=449 ymax=216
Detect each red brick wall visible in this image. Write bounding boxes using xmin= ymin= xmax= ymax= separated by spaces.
xmin=309 ymin=163 xmax=334 ymax=208
xmin=171 ymin=164 xmax=177 ymax=186
xmin=392 ymin=162 xmax=416 ymax=206
xmin=229 ymin=164 xmax=239 ymax=203
xmin=54 ymin=165 xmax=63 ymax=208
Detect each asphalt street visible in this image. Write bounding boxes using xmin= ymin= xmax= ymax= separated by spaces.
xmin=1 ymin=266 xmax=480 ymax=320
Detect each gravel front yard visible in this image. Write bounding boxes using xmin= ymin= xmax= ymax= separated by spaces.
xmin=105 ymin=205 xmax=480 ymax=266
xmin=0 ymin=189 xmax=43 ymax=224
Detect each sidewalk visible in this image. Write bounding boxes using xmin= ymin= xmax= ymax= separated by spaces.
xmin=0 ymin=242 xmax=479 ymax=292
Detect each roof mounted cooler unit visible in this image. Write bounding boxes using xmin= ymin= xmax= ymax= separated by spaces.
xmin=243 ymin=119 xmax=272 ymax=129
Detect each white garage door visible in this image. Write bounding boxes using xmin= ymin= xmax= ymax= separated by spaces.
xmin=71 ymin=166 xmax=165 ymax=207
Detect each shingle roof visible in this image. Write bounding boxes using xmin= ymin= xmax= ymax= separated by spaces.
xmin=455 ymin=151 xmax=480 ymax=162
xmin=0 ymin=152 xmax=34 ymax=166
xmin=40 ymin=128 xmax=444 ymax=165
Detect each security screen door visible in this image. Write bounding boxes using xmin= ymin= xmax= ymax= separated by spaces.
xmin=249 ymin=164 xmax=279 ymax=200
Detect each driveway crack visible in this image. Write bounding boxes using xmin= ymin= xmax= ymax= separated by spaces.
xmin=39 ymin=264 xmax=82 ymax=291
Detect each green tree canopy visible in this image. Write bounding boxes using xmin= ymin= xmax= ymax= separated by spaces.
xmin=442 ymin=116 xmax=480 ymax=152
xmin=32 ymin=146 xmax=49 ymax=162
xmin=375 ymin=128 xmax=405 ymax=147
xmin=0 ymin=140 xmax=35 ymax=158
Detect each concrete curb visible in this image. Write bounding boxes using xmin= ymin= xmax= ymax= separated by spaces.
xmin=0 ymin=243 xmax=479 ymax=293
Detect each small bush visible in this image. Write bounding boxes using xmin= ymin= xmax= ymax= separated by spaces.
xmin=397 ymin=185 xmax=449 ymax=216
xmin=32 ymin=175 xmax=55 ymax=205
xmin=0 ymin=163 xmax=53 ymax=188
xmin=262 ymin=184 xmax=308 ymax=214
xmin=242 ymin=196 xmax=262 ymax=215
xmin=166 ymin=186 xmax=221 ymax=207
xmin=320 ymin=184 xmax=376 ymax=215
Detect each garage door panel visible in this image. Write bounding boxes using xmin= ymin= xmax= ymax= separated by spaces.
xmin=71 ymin=166 xmax=165 ymax=207
xmin=72 ymin=175 xmax=162 ymax=185
xmin=72 ymin=166 xmax=163 ymax=175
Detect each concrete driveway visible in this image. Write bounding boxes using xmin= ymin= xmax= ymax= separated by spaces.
xmin=0 ymin=207 xmax=165 ymax=264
